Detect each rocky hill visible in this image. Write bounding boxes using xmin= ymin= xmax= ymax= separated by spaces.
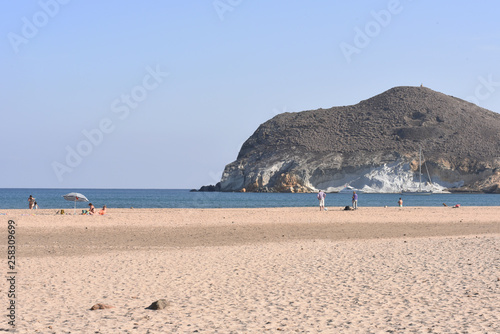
xmin=205 ymin=86 xmax=500 ymax=193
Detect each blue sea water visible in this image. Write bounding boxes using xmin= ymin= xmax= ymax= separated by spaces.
xmin=0 ymin=188 xmax=499 ymax=210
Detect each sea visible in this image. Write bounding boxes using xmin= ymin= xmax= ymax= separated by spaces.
xmin=0 ymin=188 xmax=499 ymax=210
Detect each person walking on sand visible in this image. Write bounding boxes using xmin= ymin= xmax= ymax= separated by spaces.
xmin=317 ymin=190 xmax=326 ymax=211
xmin=398 ymin=198 xmax=403 ymax=207
xmin=352 ymin=191 xmax=358 ymax=210
xmin=28 ymin=195 xmax=36 ymax=209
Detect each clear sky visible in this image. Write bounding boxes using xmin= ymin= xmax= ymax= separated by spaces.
xmin=1 ymin=0 xmax=499 ymax=189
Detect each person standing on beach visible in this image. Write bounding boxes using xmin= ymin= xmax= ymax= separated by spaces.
xmin=28 ymin=195 xmax=35 ymax=209
xmin=398 ymin=198 xmax=403 ymax=207
xmin=352 ymin=191 xmax=358 ymax=210
xmin=317 ymin=190 xmax=326 ymax=211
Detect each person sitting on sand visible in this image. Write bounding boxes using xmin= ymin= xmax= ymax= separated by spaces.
xmin=88 ymin=203 xmax=96 ymax=215
xmin=398 ymin=198 xmax=403 ymax=207
xmin=99 ymin=205 xmax=107 ymax=215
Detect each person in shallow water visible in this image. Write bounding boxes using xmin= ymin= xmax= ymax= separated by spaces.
xmin=28 ymin=195 xmax=35 ymax=209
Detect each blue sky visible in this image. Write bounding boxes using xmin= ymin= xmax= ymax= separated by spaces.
xmin=1 ymin=0 xmax=499 ymax=189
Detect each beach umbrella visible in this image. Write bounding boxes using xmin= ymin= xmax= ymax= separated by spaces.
xmin=63 ymin=192 xmax=89 ymax=213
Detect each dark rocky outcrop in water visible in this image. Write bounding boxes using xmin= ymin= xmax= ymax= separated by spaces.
xmin=196 ymin=184 xmax=221 ymax=192
xmin=202 ymin=86 xmax=500 ymax=193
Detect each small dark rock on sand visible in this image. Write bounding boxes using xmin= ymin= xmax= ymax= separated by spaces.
xmin=90 ymin=303 xmax=114 ymax=310
xmin=146 ymin=299 xmax=170 ymax=310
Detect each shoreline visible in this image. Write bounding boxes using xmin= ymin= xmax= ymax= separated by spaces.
xmin=2 ymin=207 xmax=499 ymax=258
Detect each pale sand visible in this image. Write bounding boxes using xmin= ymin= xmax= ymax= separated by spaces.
xmin=1 ymin=207 xmax=499 ymax=333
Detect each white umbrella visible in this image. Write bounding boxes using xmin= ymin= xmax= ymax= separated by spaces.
xmin=63 ymin=192 xmax=89 ymax=214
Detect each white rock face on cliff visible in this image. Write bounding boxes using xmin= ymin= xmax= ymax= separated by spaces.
xmin=313 ymin=160 xmax=458 ymax=193
xmin=213 ymin=86 xmax=500 ymax=193
xmin=219 ymin=152 xmax=460 ymax=193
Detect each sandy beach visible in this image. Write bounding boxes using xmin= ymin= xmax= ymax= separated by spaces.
xmin=1 ymin=207 xmax=499 ymax=333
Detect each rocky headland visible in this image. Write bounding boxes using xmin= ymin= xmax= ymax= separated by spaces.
xmin=202 ymin=86 xmax=500 ymax=193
